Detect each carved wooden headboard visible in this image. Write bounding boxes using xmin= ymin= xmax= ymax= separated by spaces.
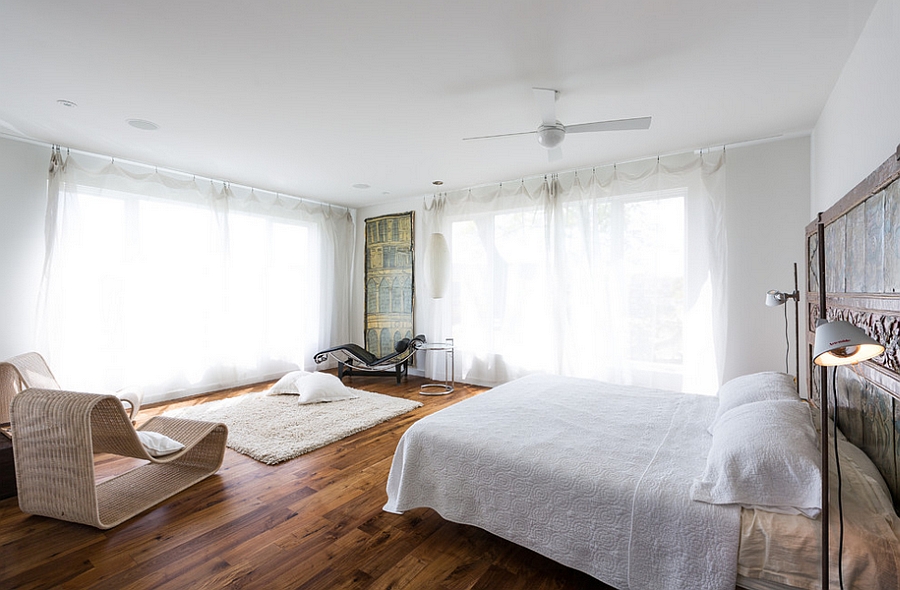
xmin=805 ymin=145 xmax=900 ymax=513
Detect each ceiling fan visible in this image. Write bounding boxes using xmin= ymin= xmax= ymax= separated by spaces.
xmin=463 ymin=88 xmax=652 ymax=161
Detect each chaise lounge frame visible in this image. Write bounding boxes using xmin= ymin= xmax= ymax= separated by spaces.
xmin=11 ymin=389 xmax=227 ymax=529
xmin=314 ymin=334 xmax=426 ymax=384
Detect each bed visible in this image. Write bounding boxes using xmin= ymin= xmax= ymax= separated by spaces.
xmin=384 ymin=372 xmax=900 ymax=589
xmin=384 ymin=146 xmax=900 ymax=590
xmin=386 ymin=374 xmax=738 ymax=589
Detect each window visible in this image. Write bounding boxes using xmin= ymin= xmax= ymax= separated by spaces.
xmin=41 ymin=157 xmax=352 ymax=401
xmin=447 ymin=187 xmax=697 ymax=391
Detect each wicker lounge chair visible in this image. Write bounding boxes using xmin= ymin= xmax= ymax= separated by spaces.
xmin=314 ymin=334 xmax=426 ymax=383
xmin=0 ymin=352 xmax=141 ymax=425
xmin=10 ymin=388 xmax=227 ymax=529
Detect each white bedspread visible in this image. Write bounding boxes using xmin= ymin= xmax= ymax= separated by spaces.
xmin=384 ymin=373 xmax=741 ymax=590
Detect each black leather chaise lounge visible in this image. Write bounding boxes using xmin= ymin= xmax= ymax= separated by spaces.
xmin=314 ymin=335 xmax=426 ymax=383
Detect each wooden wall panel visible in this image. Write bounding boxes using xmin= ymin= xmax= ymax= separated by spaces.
xmin=807 ymin=148 xmax=900 ymax=516
xmin=807 ymin=234 xmax=819 ymax=293
xmin=832 ymin=368 xmax=863 ymax=443
xmin=832 ymin=367 xmax=898 ymax=512
xmin=862 ymin=383 xmax=894 ymax=488
xmin=809 ymin=354 xmax=821 ymax=408
xmin=895 ymin=404 xmax=900 ymax=512
xmin=865 ymin=191 xmax=885 ymax=293
xmin=824 ymin=216 xmax=846 ymax=293
xmin=845 ymin=204 xmax=866 ymax=292
xmin=886 ymin=181 xmax=900 ymax=292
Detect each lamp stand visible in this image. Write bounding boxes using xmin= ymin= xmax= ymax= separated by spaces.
xmin=817 ymin=218 xmax=829 ymax=590
xmin=793 ymin=262 xmax=800 ymax=391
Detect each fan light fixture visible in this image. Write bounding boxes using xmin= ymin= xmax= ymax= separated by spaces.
xmin=537 ymin=124 xmax=565 ymax=148
xmin=462 ymin=88 xmax=651 ymax=162
xmin=813 ymin=320 xmax=884 ymax=366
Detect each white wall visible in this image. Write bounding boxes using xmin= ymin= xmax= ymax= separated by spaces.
xmin=812 ymin=0 xmax=900 ymax=214
xmin=722 ymin=136 xmax=811 ymax=388
xmin=0 ymin=137 xmax=50 ymax=361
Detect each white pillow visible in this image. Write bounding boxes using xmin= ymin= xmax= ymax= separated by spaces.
xmin=711 ymin=372 xmax=798 ymax=432
xmin=691 ymin=399 xmax=821 ymax=517
xmin=268 ymin=371 xmax=358 ymax=405
xmin=136 ymin=430 xmax=185 ymax=457
xmin=268 ymin=370 xmax=312 ymax=394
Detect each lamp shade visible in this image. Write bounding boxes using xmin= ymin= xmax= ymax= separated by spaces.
xmin=813 ymin=320 xmax=884 ymax=366
xmin=427 ymin=232 xmax=451 ymax=299
xmin=766 ymin=290 xmax=784 ymax=307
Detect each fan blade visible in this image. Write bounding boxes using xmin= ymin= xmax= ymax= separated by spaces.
xmin=565 ymin=116 xmax=652 ymax=133
xmin=533 ymin=88 xmax=558 ymax=126
xmin=462 ymin=130 xmax=536 ymax=141
xmin=548 ymin=146 xmax=563 ymax=162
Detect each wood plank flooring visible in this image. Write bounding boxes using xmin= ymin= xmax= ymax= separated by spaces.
xmin=0 ymin=373 xmax=614 ymax=590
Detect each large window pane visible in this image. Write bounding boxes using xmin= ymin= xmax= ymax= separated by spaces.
xmin=449 ymin=189 xmax=687 ymax=389
xmin=44 ymin=184 xmax=322 ymax=399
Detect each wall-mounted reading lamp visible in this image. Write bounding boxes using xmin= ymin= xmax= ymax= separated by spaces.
xmin=765 ymin=262 xmax=800 ymax=389
xmin=813 ymin=320 xmax=884 ymax=366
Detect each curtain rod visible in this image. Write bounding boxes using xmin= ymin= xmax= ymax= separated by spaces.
xmin=422 ymin=129 xmax=811 ymax=202
xmin=0 ymin=130 xmax=352 ymax=214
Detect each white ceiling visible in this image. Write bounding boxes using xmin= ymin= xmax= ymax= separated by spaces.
xmin=0 ymin=1 xmax=877 ymax=209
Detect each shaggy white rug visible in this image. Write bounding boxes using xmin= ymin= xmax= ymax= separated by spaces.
xmin=162 ymin=388 xmax=422 ymax=465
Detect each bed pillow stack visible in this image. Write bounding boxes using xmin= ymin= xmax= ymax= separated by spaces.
xmin=708 ymin=371 xmax=798 ymax=432
xmin=692 ymin=372 xmax=822 ymax=518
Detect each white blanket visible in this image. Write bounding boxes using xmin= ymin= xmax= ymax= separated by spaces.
xmin=384 ymin=374 xmax=741 ymax=590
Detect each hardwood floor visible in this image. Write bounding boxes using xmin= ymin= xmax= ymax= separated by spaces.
xmin=0 ymin=374 xmax=614 ymax=590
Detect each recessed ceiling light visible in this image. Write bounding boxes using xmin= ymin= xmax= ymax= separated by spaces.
xmin=352 ymin=183 xmax=370 ymax=189
xmin=126 ymin=118 xmax=159 ymax=131
xmin=57 ymin=99 xmax=77 ymax=108
xmin=432 ymin=180 xmax=444 ymax=186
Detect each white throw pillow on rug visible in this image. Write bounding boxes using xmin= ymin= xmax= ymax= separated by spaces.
xmin=268 ymin=370 xmax=312 ymax=394
xmin=136 ymin=430 xmax=185 ymax=457
xmin=268 ymin=370 xmax=358 ymax=405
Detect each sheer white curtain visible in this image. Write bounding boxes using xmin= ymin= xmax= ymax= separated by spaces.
xmin=38 ymin=151 xmax=354 ymax=402
xmin=422 ymin=151 xmax=727 ymax=394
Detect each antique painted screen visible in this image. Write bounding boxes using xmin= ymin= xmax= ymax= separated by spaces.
xmin=364 ymin=212 xmax=415 ymax=358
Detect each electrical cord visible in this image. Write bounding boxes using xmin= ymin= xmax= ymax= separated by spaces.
xmin=782 ymin=304 xmax=790 ymax=373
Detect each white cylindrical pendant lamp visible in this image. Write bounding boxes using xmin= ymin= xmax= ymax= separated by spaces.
xmin=427 ymin=233 xmax=451 ymax=299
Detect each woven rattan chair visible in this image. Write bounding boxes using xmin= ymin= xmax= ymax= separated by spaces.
xmin=10 ymin=388 xmax=227 ymax=529
xmin=0 ymin=352 xmax=142 ymax=425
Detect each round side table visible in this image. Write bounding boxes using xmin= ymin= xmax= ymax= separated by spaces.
xmin=419 ymin=338 xmax=454 ymax=395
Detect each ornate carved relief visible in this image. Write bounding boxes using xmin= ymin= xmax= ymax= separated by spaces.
xmin=808 ymin=302 xmax=900 ymax=376
xmin=836 ymin=309 xmax=900 ymax=373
